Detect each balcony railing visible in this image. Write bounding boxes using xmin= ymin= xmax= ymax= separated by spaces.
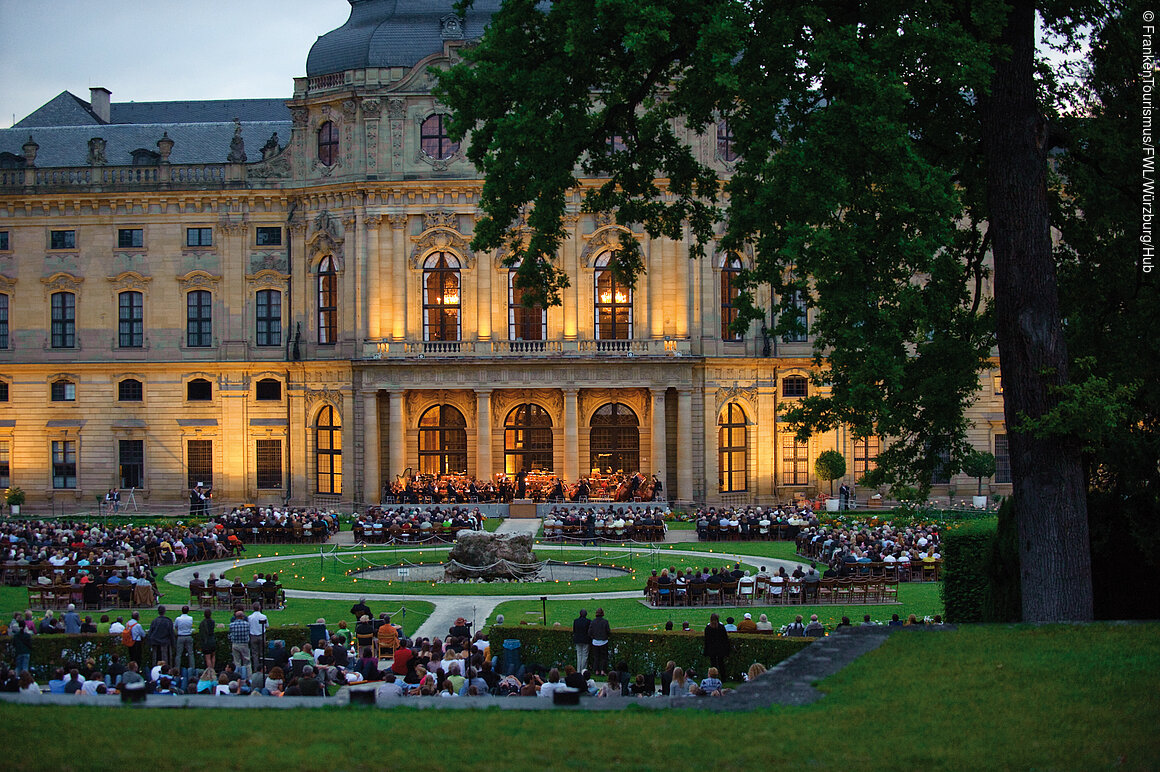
xmin=0 ymin=163 xmax=231 ymax=192
xmin=366 ymin=338 xmax=691 ymax=359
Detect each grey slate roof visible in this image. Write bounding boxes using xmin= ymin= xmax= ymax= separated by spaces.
xmin=16 ymin=91 xmax=292 ymax=128
xmin=306 ymin=0 xmax=503 ymax=76
xmin=0 ymin=121 xmax=290 ymax=167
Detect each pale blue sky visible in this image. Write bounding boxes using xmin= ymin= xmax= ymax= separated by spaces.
xmin=0 ymin=0 xmax=351 ymax=127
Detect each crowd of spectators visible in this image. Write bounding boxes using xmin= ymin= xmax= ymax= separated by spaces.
xmin=352 ymin=506 xmax=484 ymax=543
xmin=693 ymin=506 xmax=818 ymax=541
xmin=212 ymin=507 xmax=338 ymax=542
xmin=541 ymin=506 xmax=669 ymax=542
xmin=796 ymin=522 xmax=943 ymax=578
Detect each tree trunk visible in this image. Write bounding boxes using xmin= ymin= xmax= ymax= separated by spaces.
xmin=978 ymin=0 xmax=1093 ymax=621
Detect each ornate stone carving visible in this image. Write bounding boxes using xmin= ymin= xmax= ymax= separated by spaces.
xmin=245 ymin=268 xmax=290 ymax=292
xmin=409 ymin=228 xmax=474 ymax=269
xmin=388 ymin=213 xmax=409 ymax=230
xmin=361 ymin=99 xmax=381 ymax=116
xmin=219 ymin=216 xmax=248 ymax=235
xmin=715 ymin=384 xmax=758 ymax=418
xmin=365 ymin=214 xmax=383 ymax=229
xmin=291 ymin=108 xmax=309 ymax=127
xmin=41 ymin=272 xmax=83 ymax=296
xmin=365 ymin=120 xmax=379 ymax=171
xmin=177 ymin=270 xmax=222 ymax=292
xmin=249 ymin=252 xmax=288 ymax=273
xmin=247 ymin=155 xmax=291 ymax=179
xmin=580 ymin=227 xmax=635 ymax=268
xmin=87 ymin=137 xmax=107 ymax=166
xmin=0 ymin=275 xmax=15 ymax=290
xmin=307 ymin=210 xmax=345 ymax=268
xmin=107 ymin=271 xmax=152 ymax=292
xmin=227 ymin=119 xmax=247 ymax=163
xmin=387 ymin=98 xmax=406 ymax=119
xmin=423 ymin=210 xmax=459 ymax=230
xmin=305 ymin=387 xmax=345 ymax=410
xmin=440 ymin=13 xmax=465 ymax=40
xmin=342 ymin=100 xmax=358 ymax=119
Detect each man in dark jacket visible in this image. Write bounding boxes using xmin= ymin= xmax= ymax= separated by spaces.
xmin=572 ymin=609 xmax=592 ymax=673
xmin=146 ymin=605 xmax=175 ymax=667
xmin=587 ymin=608 xmax=612 ymax=676
xmin=703 ymin=612 xmax=731 ymax=673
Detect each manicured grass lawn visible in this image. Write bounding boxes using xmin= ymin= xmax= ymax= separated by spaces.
xmin=0 ymin=623 xmax=1153 ymax=771
xmin=222 ymin=546 xmax=751 ymax=596
xmin=487 ymin=582 xmax=943 ymax=631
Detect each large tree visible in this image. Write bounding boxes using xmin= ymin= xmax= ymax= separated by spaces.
xmin=438 ymin=0 xmax=1098 ymax=621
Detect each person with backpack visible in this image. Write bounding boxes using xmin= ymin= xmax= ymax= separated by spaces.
xmin=122 ymin=611 xmax=145 ymax=665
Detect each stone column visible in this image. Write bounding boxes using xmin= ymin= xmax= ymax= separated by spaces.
xmin=388 ymin=389 xmax=405 ymax=478
xmin=363 ymin=390 xmax=380 ymax=504
xmin=704 ymin=386 xmax=719 ymax=503
xmin=365 ymin=214 xmax=383 ymax=341
xmin=476 ymin=390 xmax=493 ymax=481
xmin=477 ymin=255 xmax=492 ymax=343
xmin=650 ymin=388 xmax=667 ymax=479
xmin=563 ymin=388 xmax=579 ymax=483
xmin=649 ymin=237 xmax=663 ymax=339
xmin=677 ymin=388 xmax=694 ymax=502
xmin=389 ymin=214 xmax=408 ymax=341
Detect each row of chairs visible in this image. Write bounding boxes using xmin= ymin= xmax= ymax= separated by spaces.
xmin=238 ymin=525 xmax=330 ymax=544
xmin=647 ymin=577 xmax=901 ymax=607
xmin=189 ymin=584 xmax=284 ymax=610
xmin=351 ymin=524 xmax=465 ymax=544
xmin=27 ymin=582 xmax=158 ymax=610
xmin=698 ymin=523 xmax=801 ymax=542
xmin=542 ymin=524 xmax=668 ymax=542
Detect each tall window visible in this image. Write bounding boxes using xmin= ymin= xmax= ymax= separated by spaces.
xmin=589 ymin=402 xmax=640 ymax=475
xmin=187 ymin=378 xmax=212 ymax=401
xmin=853 ymin=436 xmax=880 ymax=481
xmin=0 ymin=293 xmax=8 ymax=349
xmin=118 ymin=378 xmax=143 ymax=402
xmin=720 ymin=256 xmax=743 ymax=341
xmin=315 ymin=405 xmax=342 ymax=495
xmin=187 ymin=439 xmax=213 ymax=490
xmin=781 ymin=289 xmax=808 ymax=342
xmin=504 ymin=404 xmax=553 ymax=474
xmin=51 ymin=292 xmax=75 ymax=348
xmin=119 ymin=439 xmax=144 ymax=489
xmin=782 ymin=375 xmax=808 ymax=398
xmin=52 ymin=440 xmax=77 ymax=489
xmin=256 ymin=439 xmax=283 ymax=489
xmin=186 ymin=290 xmax=212 ymax=347
xmin=717 ymin=120 xmax=736 ymax=162
xmin=0 ymin=440 xmax=9 ymax=489
xmin=930 ymin=448 xmax=953 ymax=485
xmin=118 ymin=291 xmax=143 ymax=348
xmin=317 ymin=258 xmax=337 ymax=344
xmin=317 ymin=121 xmax=338 ymax=166
xmin=509 ymin=270 xmax=545 ymax=341
xmin=420 ymin=114 xmax=460 ymax=160
xmin=781 ymin=435 xmax=809 ymax=486
xmin=594 ymin=253 xmax=632 ymax=340
xmin=418 ymin=404 xmax=468 ymax=475
xmin=719 ymin=403 xmax=748 ymax=492
xmin=256 ymin=289 xmax=282 ymax=347
xmin=423 ymin=253 xmax=461 ymax=341
xmin=995 ymin=434 xmax=1011 ymax=484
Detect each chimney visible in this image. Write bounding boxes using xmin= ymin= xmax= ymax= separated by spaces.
xmin=90 ymin=87 xmax=111 ymax=123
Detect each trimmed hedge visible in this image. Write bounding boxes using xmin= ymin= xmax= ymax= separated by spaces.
xmin=940 ymin=499 xmax=1021 ymax=623
xmin=3 ymin=626 xmax=314 ymax=680
xmin=490 ymin=625 xmax=812 ymax=681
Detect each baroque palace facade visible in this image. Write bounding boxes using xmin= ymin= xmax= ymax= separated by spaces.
xmin=0 ymin=0 xmax=1009 ymax=510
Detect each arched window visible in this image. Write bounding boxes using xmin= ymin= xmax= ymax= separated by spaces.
xmin=418 ymin=404 xmax=467 ymax=475
xmin=719 ymin=403 xmax=747 ymax=492
xmin=51 ymin=291 xmax=76 ymax=348
xmin=118 ymin=378 xmax=143 ymax=402
xmin=317 ymin=121 xmax=338 ymax=166
xmin=118 ymin=291 xmax=143 ymax=348
xmin=423 ymin=252 xmax=461 ymax=341
xmin=717 ymin=120 xmax=736 ymax=162
xmin=589 ymin=402 xmax=639 ymax=475
xmin=420 ymin=114 xmax=460 ymax=161
xmin=594 ymin=252 xmax=632 ymax=340
xmin=504 ymin=404 xmax=553 ymax=474
xmin=186 ymin=290 xmax=212 ymax=347
xmin=255 ymin=289 xmax=281 ymax=347
xmin=317 ymin=257 xmax=337 ymax=344
xmin=782 ymin=375 xmax=808 ymax=398
xmin=720 ymin=255 xmax=743 ymax=341
xmin=509 ymin=269 xmax=545 ymax=341
xmin=315 ymin=405 xmax=342 ymax=495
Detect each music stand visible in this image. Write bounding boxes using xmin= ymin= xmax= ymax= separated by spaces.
xmin=125 ymin=487 xmax=139 ymax=513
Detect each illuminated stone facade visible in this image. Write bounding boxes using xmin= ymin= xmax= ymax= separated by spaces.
xmin=0 ymin=1 xmax=1010 ymax=510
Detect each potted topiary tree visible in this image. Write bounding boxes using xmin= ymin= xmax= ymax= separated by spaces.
xmin=6 ymin=486 xmax=25 ymax=516
xmin=960 ymin=450 xmax=996 ymax=509
xmin=815 ymin=450 xmax=846 ymax=511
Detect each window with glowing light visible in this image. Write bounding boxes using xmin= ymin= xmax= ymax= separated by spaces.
xmin=718 ymin=403 xmax=747 ymax=492
xmin=423 ymin=252 xmax=461 ymax=342
xmin=504 ymin=404 xmax=553 ymax=474
xmin=509 ymin=269 xmax=545 ymax=341
xmin=720 ymin=255 xmax=743 ymax=341
xmin=317 ymin=257 xmax=337 ymax=345
xmin=589 ymin=402 xmax=639 ymax=475
xmin=315 ymin=404 xmax=342 ymax=495
xmin=418 ymin=404 xmax=468 ymax=474
xmin=594 ymin=252 xmax=632 ymax=340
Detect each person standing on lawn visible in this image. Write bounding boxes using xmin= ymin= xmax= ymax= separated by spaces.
xmin=587 ymin=608 xmax=611 ymax=677
xmin=703 ymin=612 xmax=731 ymax=673
xmin=572 ymin=609 xmax=591 ymax=673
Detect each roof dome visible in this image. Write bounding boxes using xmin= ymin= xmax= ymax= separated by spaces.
xmin=306 ymin=0 xmax=502 ymax=77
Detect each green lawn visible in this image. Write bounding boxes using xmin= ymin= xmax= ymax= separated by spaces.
xmin=487 ymin=582 xmax=943 ymax=631
xmin=0 ymin=623 xmax=1153 ymax=771
xmin=222 ymin=546 xmax=751 ymax=596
